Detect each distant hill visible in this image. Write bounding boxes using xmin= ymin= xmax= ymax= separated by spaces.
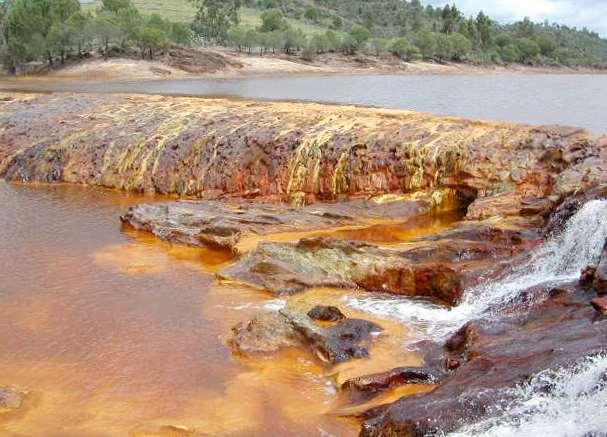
xmin=80 ymin=0 xmax=607 ymax=67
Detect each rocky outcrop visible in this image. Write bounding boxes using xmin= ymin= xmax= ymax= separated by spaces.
xmin=1 ymin=92 xmax=604 ymax=217
xmin=359 ymin=287 xmax=607 ymax=436
xmin=231 ymin=308 xmax=382 ymax=365
xmin=120 ymin=197 xmax=430 ymax=252
xmin=219 ymin=237 xmax=463 ymax=305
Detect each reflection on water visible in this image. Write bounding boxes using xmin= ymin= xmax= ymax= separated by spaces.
xmin=0 ymin=181 xmax=456 ymax=436
xmin=3 ymin=74 xmax=606 ymax=133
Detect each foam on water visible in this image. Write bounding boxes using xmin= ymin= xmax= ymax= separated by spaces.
xmin=346 ymin=199 xmax=607 ymax=341
xmin=449 ymin=354 xmax=607 ymax=437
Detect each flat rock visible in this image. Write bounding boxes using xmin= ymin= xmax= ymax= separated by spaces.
xmin=219 ymin=237 xmax=463 ymax=305
xmin=121 ymin=197 xmax=429 ymax=252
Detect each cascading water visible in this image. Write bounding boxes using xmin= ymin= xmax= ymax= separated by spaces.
xmin=346 ymin=199 xmax=607 ymax=342
xmin=448 ymin=354 xmax=607 ymax=436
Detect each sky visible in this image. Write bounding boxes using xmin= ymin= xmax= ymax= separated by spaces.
xmin=426 ymin=0 xmax=607 ymax=37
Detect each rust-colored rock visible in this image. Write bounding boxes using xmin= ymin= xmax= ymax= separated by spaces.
xmin=1 ymin=92 xmax=603 ymax=218
xmin=591 ymin=296 xmax=607 ymax=314
xmin=219 ymin=237 xmax=463 ymax=305
xmin=230 ymin=308 xmax=382 ymax=365
xmin=580 ymin=266 xmax=597 ymax=288
xmin=307 ymin=305 xmax=346 ymax=322
xmin=121 ymin=197 xmax=429 ymax=252
xmin=360 ymin=289 xmax=607 ymax=436
xmin=341 ymin=367 xmax=442 ymax=402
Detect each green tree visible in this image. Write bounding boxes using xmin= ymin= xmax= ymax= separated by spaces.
xmin=516 ymin=37 xmax=540 ymax=63
xmin=475 ymin=11 xmax=492 ymax=47
xmin=390 ymin=37 xmax=417 ymax=61
xmin=495 ymin=33 xmax=512 ymax=49
xmin=260 ymin=8 xmax=287 ymax=32
xmin=500 ymin=44 xmax=520 ymax=63
xmin=415 ymin=30 xmax=436 ymax=59
xmin=304 ymin=6 xmax=319 ymax=23
xmin=136 ymin=22 xmax=167 ymax=59
xmin=536 ymin=34 xmax=556 ymax=56
xmin=331 ymin=15 xmax=342 ymax=30
xmin=434 ymin=33 xmax=452 ymax=61
xmin=191 ymin=0 xmax=240 ymax=42
xmin=369 ymin=37 xmax=387 ymax=56
xmin=350 ymin=25 xmax=370 ymax=46
xmin=449 ymin=33 xmax=471 ymax=60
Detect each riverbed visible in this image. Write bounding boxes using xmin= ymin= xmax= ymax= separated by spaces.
xmin=2 ymin=74 xmax=606 ymax=133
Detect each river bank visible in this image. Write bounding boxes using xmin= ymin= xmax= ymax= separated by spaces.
xmin=2 ymin=91 xmax=607 ymax=435
xmin=2 ymin=47 xmax=606 ymax=83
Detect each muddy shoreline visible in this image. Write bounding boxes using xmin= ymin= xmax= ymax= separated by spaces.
xmin=2 ymin=92 xmax=607 ymax=435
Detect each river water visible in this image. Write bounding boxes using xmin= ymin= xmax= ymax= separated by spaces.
xmin=2 ymin=74 xmax=606 ymax=134
xmin=0 ymin=181 xmax=462 ymax=436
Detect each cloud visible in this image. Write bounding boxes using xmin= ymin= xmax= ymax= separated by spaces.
xmin=425 ymin=0 xmax=607 ymax=37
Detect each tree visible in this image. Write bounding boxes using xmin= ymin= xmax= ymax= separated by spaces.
xmin=91 ymin=11 xmax=122 ymax=59
xmin=228 ymin=25 xmax=246 ymax=51
xmin=260 ymin=8 xmax=287 ymax=32
xmin=517 ymin=37 xmax=540 ymax=63
xmin=304 ymin=6 xmax=319 ymax=23
xmin=475 ymin=11 xmax=492 ymax=47
xmin=170 ymin=22 xmax=192 ymax=45
xmin=536 ymin=34 xmax=556 ymax=56
xmin=415 ymin=30 xmax=436 ymax=59
xmin=369 ymin=37 xmax=387 ymax=56
xmin=136 ymin=22 xmax=167 ymax=59
xmin=331 ymin=15 xmax=342 ymax=30
xmin=500 ymin=44 xmax=520 ymax=63
xmin=390 ymin=37 xmax=417 ymax=61
xmin=191 ymin=0 xmax=240 ymax=42
xmin=449 ymin=33 xmax=471 ymax=60
xmin=441 ymin=4 xmax=461 ymax=34
xmin=495 ymin=33 xmax=512 ymax=49
xmin=350 ymin=25 xmax=370 ymax=47
xmin=434 ymin=33 xmax=452 ymax=61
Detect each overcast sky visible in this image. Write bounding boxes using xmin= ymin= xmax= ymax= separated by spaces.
xmin=425 ymin=0 xmax=607 ymax=37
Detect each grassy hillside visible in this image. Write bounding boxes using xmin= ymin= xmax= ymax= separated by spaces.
xmin=82 ymin=1 xmax=327 ymax=34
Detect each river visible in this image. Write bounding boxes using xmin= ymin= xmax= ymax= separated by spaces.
xmin=2 ymin=74 xmax=606 ymax=134
xmin=0 ymin=181 xmax=462 ymax=436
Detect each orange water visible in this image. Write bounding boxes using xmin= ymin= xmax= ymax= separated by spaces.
xmin=0 ymin=182 xmax=452 ymax=436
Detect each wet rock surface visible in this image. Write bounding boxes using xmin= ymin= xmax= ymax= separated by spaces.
xmin=341 ymin=367 xmax=442 ymax=403
xmin=120 ymin=197 xmax=430 ymax=251
xmin=307 ymin=305 xmax=346 ymax=322
xmin=220 ymin=237 xmax=463 ymax=305
xmin=360 ymin=287 xmax=607 ymax=436
xmin=231 ymin=308 xmax=382 ymax=365
xmin=1 ymin=92 xmax=604 ymax=218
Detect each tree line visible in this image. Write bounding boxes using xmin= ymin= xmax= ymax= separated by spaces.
xmin=192 ymin=0 xmax=607 ymax=68
xmin=0 ymin=0 xmax=192 ymax=73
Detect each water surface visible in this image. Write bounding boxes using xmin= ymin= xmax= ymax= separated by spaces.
xmin=3 ymin=74 xmax=606 ymax=133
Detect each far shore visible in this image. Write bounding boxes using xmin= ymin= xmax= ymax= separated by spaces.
xmin=1 ymin=47 xmax=606 ymax=84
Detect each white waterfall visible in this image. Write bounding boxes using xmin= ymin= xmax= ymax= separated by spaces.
xmin=346 ymin=199 xmax=607 ymax=341
xmin=449 ymin=354 xmax=607 ymax=436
